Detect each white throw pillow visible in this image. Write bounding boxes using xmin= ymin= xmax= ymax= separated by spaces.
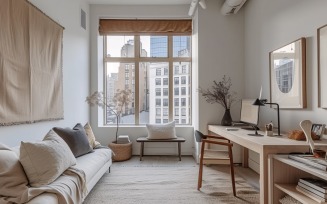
xmin=19 ymin=130 xmax=76 ymax=187
xmin=146 ymin=121 xmax=177 ymax=139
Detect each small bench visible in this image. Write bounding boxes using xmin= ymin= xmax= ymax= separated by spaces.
xmin=136 ymin=137 xmax=186 ymax=161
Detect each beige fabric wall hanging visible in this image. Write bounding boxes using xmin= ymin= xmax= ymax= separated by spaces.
xmin=0 ymin=0 xmax=64 ymax=126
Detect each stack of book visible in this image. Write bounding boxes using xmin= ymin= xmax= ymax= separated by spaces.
xmin=117 ymin=135 xmax=131 ymax=144
xmin=288 ymin=154 xmax=327 ymax=171
xmin=296 ymin=178 xmax=327 ymax=203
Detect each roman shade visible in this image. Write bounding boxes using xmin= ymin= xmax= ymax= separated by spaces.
xmin=99 ymin=19 xmax=192 ymax=35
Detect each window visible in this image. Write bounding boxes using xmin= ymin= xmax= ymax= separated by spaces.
xmin=175 ymin=119 xmax=179 ymax=124
xmin=181 ymin=98 xmax=186 ymax=106
xmin=174 ymin=66 xmax=179 ymax=74
xmin=163 ymin=99 xmax=168 ymax=106
xmin=164 ymin=68 xmax=168 ymax=75
xmin=155 ymin=78 xmax=161 ymax=85
xmin=181 ymin=76 xmax=186 ymax=84
xmin=156 ymin=108 xmax=161 ymax=116
xmin=181 ymin=119 xmax=186 ymax=124
xmin=102 ymin=27 xmax=191 ymax=125
xmin=174 ymin=98 xmax=179 ymax=106
xmin=163 ymin=88 xmax=168 ymax=96
xmin=174 ymin=77 xmax=179 ymax=85
xmin=163 ymin=108 xmax=168 ymax=116
xmin=181 ymin=87 xmax=186 ymax=95
xmin=156 ymin=68 xmax=161 ymax=76
xmin=156 ymin=99 xmax=161 ymax=106
xmin=181 ymin=108 xmax=186 ymax=116
xmin=174 ymin=87 xmax=179 ymax=95
xmin=182 ymin=65 xmax=187 ymax=73
xmin=156 ymin=88 xmax=161 ymax=96
xmin=163 ymin=78 xmax=168 ymax=85
xmin=175 ymin=108 xmax=179 ymax=116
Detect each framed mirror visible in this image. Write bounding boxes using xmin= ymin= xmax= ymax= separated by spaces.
xmin=318 ymin=24 xmax=327 ymax=108
xmin=269 ymin=38 xmax=306 ymax=109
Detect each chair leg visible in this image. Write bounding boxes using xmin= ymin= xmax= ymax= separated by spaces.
xmin=198 ymin=141 xmax=205 ymax=190
xmin=229 ymin=146 xmax=236 ymax=196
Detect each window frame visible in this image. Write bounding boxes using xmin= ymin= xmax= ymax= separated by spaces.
xmin=103 ymin=35 xmax=191 ymax=125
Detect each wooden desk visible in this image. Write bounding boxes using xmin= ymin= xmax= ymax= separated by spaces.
xmin=208 ymin=125 xmax=327 ymax=204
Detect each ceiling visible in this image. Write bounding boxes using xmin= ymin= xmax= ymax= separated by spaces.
xmin=86 ymin=0 xmax=192 ymax=5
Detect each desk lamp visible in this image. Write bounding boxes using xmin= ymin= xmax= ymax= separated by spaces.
xmin=253 ymin=98 xmax=281 ymax=136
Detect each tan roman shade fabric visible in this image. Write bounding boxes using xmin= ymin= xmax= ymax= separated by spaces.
xmin=0 ymin=0 xmax=64 ymax=126
xmin=99 ymin=19 xmax=192 ymax=35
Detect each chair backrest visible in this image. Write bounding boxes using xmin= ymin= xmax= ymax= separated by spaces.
xmin=194 ymin=130 xmax=204 ymax=142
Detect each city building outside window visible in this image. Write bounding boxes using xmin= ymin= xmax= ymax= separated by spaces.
xmin=156 ymin=99 xmax=161 ymax=106
xmin=164 ymin=68 xmax=168 ymax=75
xmin=174 ymin=98 xmax=179 ymax=106
xmin=182 ymin=65 xmax=187 ymax=74
xmin=155 ymin=78 xmax=161 ymax=85
xmin=181 ymin=76 xmax=186 ymax=84
xmin=156 ymin=119 xmax=161 ymax=124
xmin=181 ymin=108 xmax=186 ymax=116
xmin=163 ymin=99 xmax=168 ymax=106
xmin=163 ymin=108 xmax=168 ymax=116
xmin=174 ymin=66 xmax=179 ymax=74
xmin=175 ymin=108 xmax=179 ymax=116
xmin=181 ymin=98 xmax=186 ymax=106
xmin=181 ymin=87 xmax=186 ymax=95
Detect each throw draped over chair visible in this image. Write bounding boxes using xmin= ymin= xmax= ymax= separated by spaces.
xmin=195 ymin=130 xmax=236 ymax=196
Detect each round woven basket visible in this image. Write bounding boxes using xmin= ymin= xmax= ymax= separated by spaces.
xmin=108 ymin=142 xmax=132 ymax=162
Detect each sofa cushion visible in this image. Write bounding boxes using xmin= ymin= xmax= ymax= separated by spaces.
xmin=19 ymin=130 xmax=76 ymax=187
xmin=84 ymin=122 xmax=101 ymax=148
xmin=0 ymin=144 xmax=28 ymax=199
xmin=74 ymin=148 xmax=111 ymax=184
xmin=53 ymin=123 xmax=93 ymax=157
xmin=146 ymin=121 xmax=177 ymax=139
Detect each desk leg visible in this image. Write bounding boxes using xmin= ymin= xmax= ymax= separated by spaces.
xmin=178 ymin=142 xmax=181 ymax=161
xmin=242 ymin=147 xmax=249 ymax=168
xmin=260 ymin=150 xmax=269 ymax=204
xmin=140 ymin=142 xmax=144 ymax=161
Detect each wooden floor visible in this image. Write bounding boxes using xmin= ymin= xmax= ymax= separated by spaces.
xmin=113 ymin=156 xmax=260 ymax=190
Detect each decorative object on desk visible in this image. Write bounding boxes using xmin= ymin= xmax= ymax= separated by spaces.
xmin=300 ymin=120 xmax=326 ymax=158
xmin=312 ymin=124 xmax=326 ymax=139
xmin=288 ymin=130 xmax=319 ymax=141
xmin=86 ymin=90 xmax=132 ymax=161
xmin=318 ymin=24 xmax=327 ymax=108
xmin=198 ymin=75 xmax=237 ymax=126
xmin=269 ymin=38 xmax=306 ymax=109
xmin=265 ymin=122 xmax=273 ymax=136
xmin=253 ymin=98 xmax=281 ymax=136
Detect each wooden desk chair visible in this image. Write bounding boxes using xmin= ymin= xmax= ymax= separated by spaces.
xmin=195 ymin=130 xmax=236 ymax=196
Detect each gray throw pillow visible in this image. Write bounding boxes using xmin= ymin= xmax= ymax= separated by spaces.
xmin=53 ymin=123 xmax=92 ymax=157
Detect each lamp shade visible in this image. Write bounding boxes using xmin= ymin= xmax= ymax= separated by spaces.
xmin=253 ymin=98 xmax=265 ymax=106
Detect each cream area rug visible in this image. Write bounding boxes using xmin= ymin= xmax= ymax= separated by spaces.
xmin=83 ymin=156 xmax=259 ymax=204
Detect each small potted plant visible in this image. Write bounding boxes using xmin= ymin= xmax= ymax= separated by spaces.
xmin=86 ymin=89 xmax=132 ymax=161
xmin=198 ymin=75 xmax=237 ymax=126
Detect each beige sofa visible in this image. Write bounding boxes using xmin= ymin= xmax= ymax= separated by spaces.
xmin=25 ymin=147 xmax=112 ymax=204
xmin=0 ymin=123 xmax=111 ymax=204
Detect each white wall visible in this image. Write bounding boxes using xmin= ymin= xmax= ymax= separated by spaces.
xmin=89 ymin=4 xmax=195 ymax=156
xmin=197 ymin=0 xmax=245 ymax=163
xmin=244 ymin=0 xmax=327 ymax=172
xmin=0 ymin=0 xmax=90 ymax=147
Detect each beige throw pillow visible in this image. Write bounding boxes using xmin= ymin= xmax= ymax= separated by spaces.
xmin=146 ymin=121 xmax=177 ymax=139
xmin=84 ymin=122 xmax=101 ymax=148
xmin=19 ymin=130 xmax=76 ymax=187
xmin=0 ymin=144 xmax=28 ymax=199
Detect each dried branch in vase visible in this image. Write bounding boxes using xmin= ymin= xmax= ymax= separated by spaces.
xmin=198 ymin=75 xmax=237 ymax=110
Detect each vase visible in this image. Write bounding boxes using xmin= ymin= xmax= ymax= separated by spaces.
xmin=221 ymin=109 xmax=232 ymax=126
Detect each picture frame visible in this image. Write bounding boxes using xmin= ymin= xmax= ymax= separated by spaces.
xmin=269 ymin=38 xmax=306 ymax=109
xmin=318 ymin=24 xmax=327 ymax=108
xmin=311 ymin=124 xmax=326 ymax=138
